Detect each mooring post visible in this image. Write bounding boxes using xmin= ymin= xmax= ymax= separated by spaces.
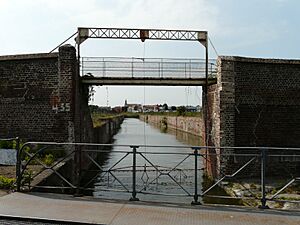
xmin=191 ymin=147 xmax=201 ymax=205
xmin=16 ymin=137 xmax=21 ymax=192
xmin=130 ymin=146 xmax=139 ymax=201
xmin=259 ymin=148 xmax=269 ymax=209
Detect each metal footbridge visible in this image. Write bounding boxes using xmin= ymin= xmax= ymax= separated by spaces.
xmin=80 ymin=57 xmax=217 ymax=86
xmin=51 ymin=27 xmax=218 ymax=86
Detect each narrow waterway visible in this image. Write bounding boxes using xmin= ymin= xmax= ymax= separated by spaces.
xmin=94 ymin=118 xmax=203 ymax=203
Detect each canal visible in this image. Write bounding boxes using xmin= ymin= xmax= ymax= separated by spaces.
xmin=93 ymin=118 xmax=204 ymax=203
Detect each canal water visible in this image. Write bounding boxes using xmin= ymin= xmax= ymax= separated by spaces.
xmin=93 ymin=118 xmax=204 ymax=203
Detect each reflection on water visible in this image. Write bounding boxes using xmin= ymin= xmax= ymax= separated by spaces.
xmin=158 ymin=125 xmax=202 ymax=146
xmin=94 ymin=118 xmax=203 ymax=203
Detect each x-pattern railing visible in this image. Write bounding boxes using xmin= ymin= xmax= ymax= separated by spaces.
xmin=78 ymin=28 xmax=206 ymax=42
xmin=11 ymin=141 xmax=300 ymax=207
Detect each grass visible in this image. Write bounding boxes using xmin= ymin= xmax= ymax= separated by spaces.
xmin=91 ymin=113 xmax=125 ymax=128
xmin=144 ymin=111 xmax=202 ymax=117
xmin=202 ymin=174 xmax=243 ymax=205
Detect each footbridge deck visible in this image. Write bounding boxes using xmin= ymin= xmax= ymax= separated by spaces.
xmin=80 ymin=57 xmax=217 ymax=86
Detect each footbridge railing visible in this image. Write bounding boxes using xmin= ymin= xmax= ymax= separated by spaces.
xmin=80 ymin=57 xmax=217 ymax=79
xmin=13 ymin=142 xmax=300 ymax=208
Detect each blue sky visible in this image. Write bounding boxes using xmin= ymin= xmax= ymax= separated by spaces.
xmin=0 ymin=0 xmax=298 ymax=106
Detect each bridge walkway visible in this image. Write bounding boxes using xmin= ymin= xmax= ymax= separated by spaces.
xmin=0 ymin=192 xmax=299 ymax=225
xmin=80 ymin=57 xmax=217 ymax=86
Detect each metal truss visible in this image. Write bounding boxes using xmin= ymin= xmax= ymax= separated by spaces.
xmin=76 ymin=27 xmax=207 ymax=46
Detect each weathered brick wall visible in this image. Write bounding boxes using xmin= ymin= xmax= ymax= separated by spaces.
xmin=207 ymin=56 xmax=300 ymax=177
xmin=233 ymin=57 xmax=300 ymax=148
xmin=0 ymin=45 xmax=81 ymax=143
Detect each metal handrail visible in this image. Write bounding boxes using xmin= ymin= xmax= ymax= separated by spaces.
xmin=80 ymin=57 xmax=217 ymax=79
xmin=15 ymin=141 xmax=300 ymax=208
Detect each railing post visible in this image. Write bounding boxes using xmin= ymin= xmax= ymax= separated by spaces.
xmin=161 ymin=59 xmax=163 ymax=78
xmin=74 ymin=145 xmax=83 ymax=197
xmin=259 ymin=148 xmax=269 ymax=209
xmin=16 ymin=137 xmax=21 ymax=192
xmin=191 ymin=147 xmax=201 ymax=205
xmin=131 ymin=59 xmax=134 ymax=78
xmin=130 ymin=146 xmax=139 ymax=201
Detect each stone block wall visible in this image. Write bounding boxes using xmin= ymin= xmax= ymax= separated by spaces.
xmin=140 ymin=115 xmax=203 ymax=137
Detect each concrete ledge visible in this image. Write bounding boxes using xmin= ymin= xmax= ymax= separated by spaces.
xmin=219 ymin=55 xmax=300 ymax=64
xmin=81 ymin=76 xmax=217 ymax=86
xmin=0 ymin=53 xmax=58 ymax=61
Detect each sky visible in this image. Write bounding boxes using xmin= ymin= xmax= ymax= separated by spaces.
xmin=0 ymin=0 xmax=298 ymax=107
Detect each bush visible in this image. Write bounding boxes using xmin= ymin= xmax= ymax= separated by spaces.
xmin=22 ymin=170 xmax=34 ymax=186
xmin=0 ymin=175 xmax=15 ymax=189
xmin=0 ymin=140 xmax=13 ymax=149
xmin=44 ymin=154 xmax=55 ymax=166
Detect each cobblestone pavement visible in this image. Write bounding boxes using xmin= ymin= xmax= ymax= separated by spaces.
xmin=0 ymin=192 xmax=299 ymax=225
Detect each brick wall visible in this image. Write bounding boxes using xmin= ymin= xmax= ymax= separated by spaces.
xmin=0 ymin=45 xmax=84 ymax=143
xmin=207 ymin=56 xmax=300 ymax=177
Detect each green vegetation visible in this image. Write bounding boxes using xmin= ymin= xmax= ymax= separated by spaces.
xmin=23 ymin=145 xmax=65 ymax=166
xmin=91 ymin=113 xmax=125 ymax=128
xmin=22 ymin=170 xmax=34 ymax=187
xmin=144 ymin=111 xmax=202 ymax=117
xmin=202 ymin=174 xmax=243 ymax=205
xmin=0 ymin=139 xmax=19 ymax=149
xmin=44 ymin=154 xmax=55 ymax=166
xmin=91 ymin=112 xmax=115 ymax=127
xmin=0 ymin=175 xmax=15 ymax=189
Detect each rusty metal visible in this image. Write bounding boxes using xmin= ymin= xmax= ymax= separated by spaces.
xmin=76 ymin=27 xmax=207 ymax=44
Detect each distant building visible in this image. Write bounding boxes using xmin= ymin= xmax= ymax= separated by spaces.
xmin=142 ymin=105 xmax=159 ymax=112
xmin=186 ymin=105 xmax=197 ymax=112
xmin=127 ymin=104 xmax=142 ymax=113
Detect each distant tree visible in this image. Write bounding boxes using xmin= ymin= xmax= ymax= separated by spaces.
xmin=89 ymin=105 xmax=100 ymax=113
xmin=176 ymin=106 xmax=186 ymax=116
xmin=171 ymin=106 xmax=177 ymax=111
xmin=162 ymin=103 xmax=168 ymax=111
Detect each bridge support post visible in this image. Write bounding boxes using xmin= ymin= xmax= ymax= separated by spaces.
xmin=130 ymin=146 xmax=139 ymax=201
xmin=191 ymin=147 xmax=201 ymax=205
xmin=259 ymin=148 xmax=269 ymax=209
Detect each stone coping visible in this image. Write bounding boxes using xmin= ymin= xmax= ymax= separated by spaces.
xmin=0 ymin=53 xmax=58 ymax=61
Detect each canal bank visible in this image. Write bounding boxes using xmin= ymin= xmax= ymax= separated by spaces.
xmin=93 ymin=118 xmax=203 ymax=204
xmin=31 ymin=116 xmax=124 ymax=193
xmin=139 ymin=115 xmax=203 ymax=138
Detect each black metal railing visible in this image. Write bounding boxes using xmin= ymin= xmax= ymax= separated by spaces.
xmin=14 ymin=142 xmax=300 ymax=208
xmin=80 ymin=57 xmax=217 ymax=79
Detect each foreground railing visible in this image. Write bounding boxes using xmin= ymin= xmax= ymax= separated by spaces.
xmin=14 ymin=142 xmax=300 ymax=208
